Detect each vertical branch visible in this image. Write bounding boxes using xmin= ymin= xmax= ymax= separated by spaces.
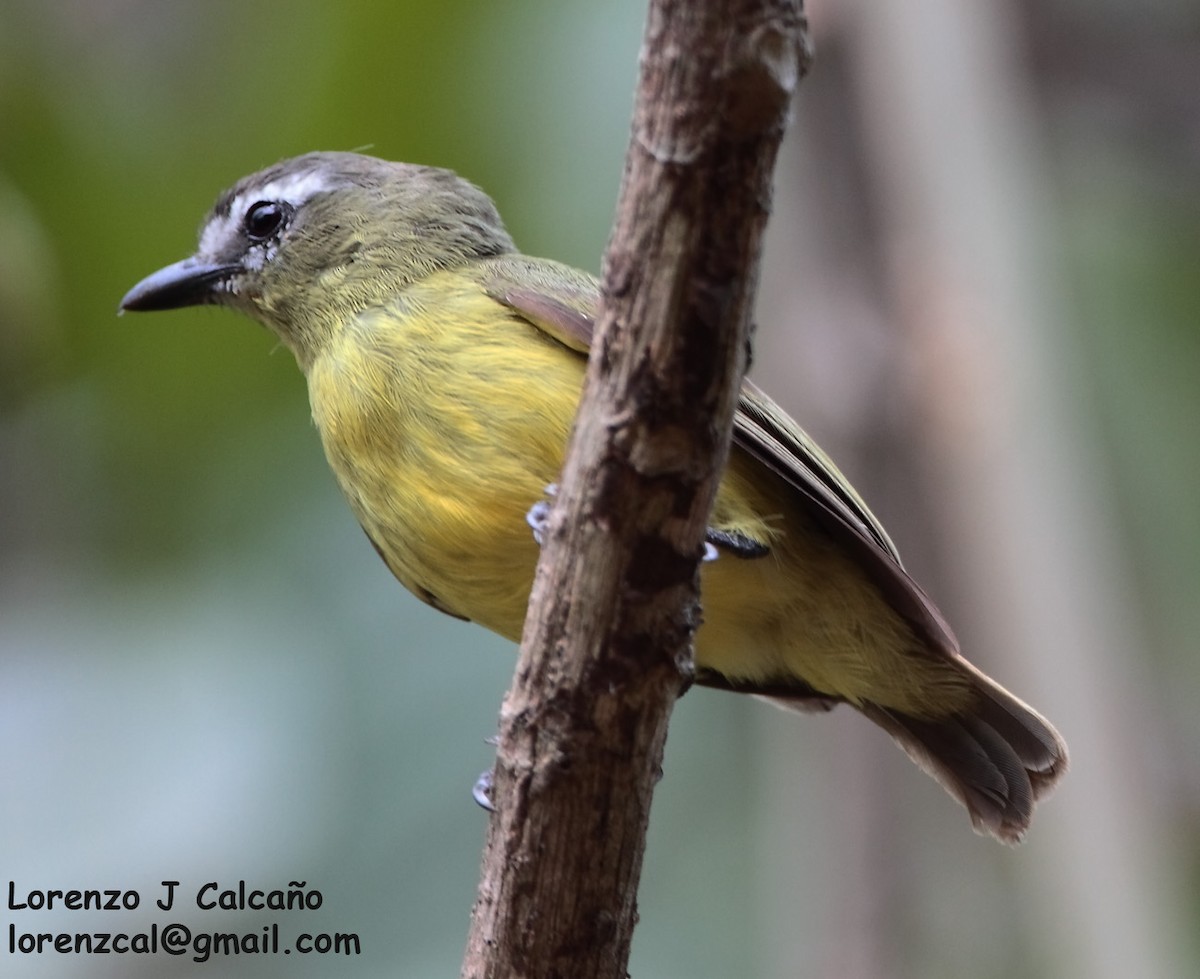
xmin=461 ymin=2 xmax=809 ymax=978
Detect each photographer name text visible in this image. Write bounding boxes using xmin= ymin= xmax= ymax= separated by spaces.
xmin=9 ymin=879 xmax=322 ymax=913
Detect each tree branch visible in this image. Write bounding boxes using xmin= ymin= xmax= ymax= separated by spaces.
xmin=461 ymin=3 xmax=809 ymax=976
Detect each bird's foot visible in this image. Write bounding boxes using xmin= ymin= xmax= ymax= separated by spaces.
xmin=525 ymin=483 xmax=559 ymax=546
xmin=472 ymin=769 xmax=495 ymax=812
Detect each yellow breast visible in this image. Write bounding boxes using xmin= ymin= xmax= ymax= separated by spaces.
xmin=306 ymin=271 xmax=580 ymax=636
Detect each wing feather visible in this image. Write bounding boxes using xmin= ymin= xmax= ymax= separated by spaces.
xmin=482 ymin=257 xmax=960 ymax=658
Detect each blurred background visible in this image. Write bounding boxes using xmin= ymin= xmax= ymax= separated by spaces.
xmin=1 ymin=0 xmax=1197 ymax=976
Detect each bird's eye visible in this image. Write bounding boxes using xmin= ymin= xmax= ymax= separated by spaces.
xmin=243 ymin=200 xmax=289 ymax=241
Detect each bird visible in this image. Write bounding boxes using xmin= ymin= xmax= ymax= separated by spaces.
xmin=121 ymin=151 xmax=1067 ymax=842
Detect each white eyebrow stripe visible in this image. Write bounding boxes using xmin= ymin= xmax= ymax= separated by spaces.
xmin=249 ymin=170 xmax=335 ymax=209
xmin=198 ymin=169 xmax=335 ymax=259
xmin=225 ymin=171 xmax=334 ymax=227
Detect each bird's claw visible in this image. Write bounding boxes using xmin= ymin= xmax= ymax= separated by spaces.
xmin=525 ymin=483 xmax=559 ymax=546
xmin=472 ymin=769 xmax=496 ymax=812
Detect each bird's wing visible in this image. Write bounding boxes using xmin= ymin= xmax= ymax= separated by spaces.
xmin=732 ymin=382 xmax=961 ymax=659
xmin=481 ymin=255 xmax=597 ymax=354
xmin=481 ymin=255 xmax=961 ymax=658
xmin=733 ymin=381 xmax=899 ymax=559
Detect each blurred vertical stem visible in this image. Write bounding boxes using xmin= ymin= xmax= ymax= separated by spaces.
xmin=846 ymin=2 xmax=1191 ymax=977
xmin=459 ymin=2 xmax=809 ymax=978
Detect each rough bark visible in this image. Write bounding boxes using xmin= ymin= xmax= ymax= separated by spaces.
xmin=460 ymin=2 xmax=809 ymax=977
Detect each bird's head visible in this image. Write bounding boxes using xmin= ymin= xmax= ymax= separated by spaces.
xmin=120 ymin=151 xmax=515 ymax=365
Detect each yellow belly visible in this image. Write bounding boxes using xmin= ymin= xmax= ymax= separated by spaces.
xmin=306 ymin=272 xmax=967 ymax=715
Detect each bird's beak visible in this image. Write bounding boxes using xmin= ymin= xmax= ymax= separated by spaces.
xmin=119 ymin=256 xmax=240 ymax=313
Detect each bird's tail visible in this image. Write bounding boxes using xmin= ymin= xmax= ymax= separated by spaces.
xmin=854 ymin=660 xmax=1067 ymax=843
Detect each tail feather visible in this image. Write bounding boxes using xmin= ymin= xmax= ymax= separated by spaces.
xmin=859 ymin=665 xmax=1067 ymax=844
